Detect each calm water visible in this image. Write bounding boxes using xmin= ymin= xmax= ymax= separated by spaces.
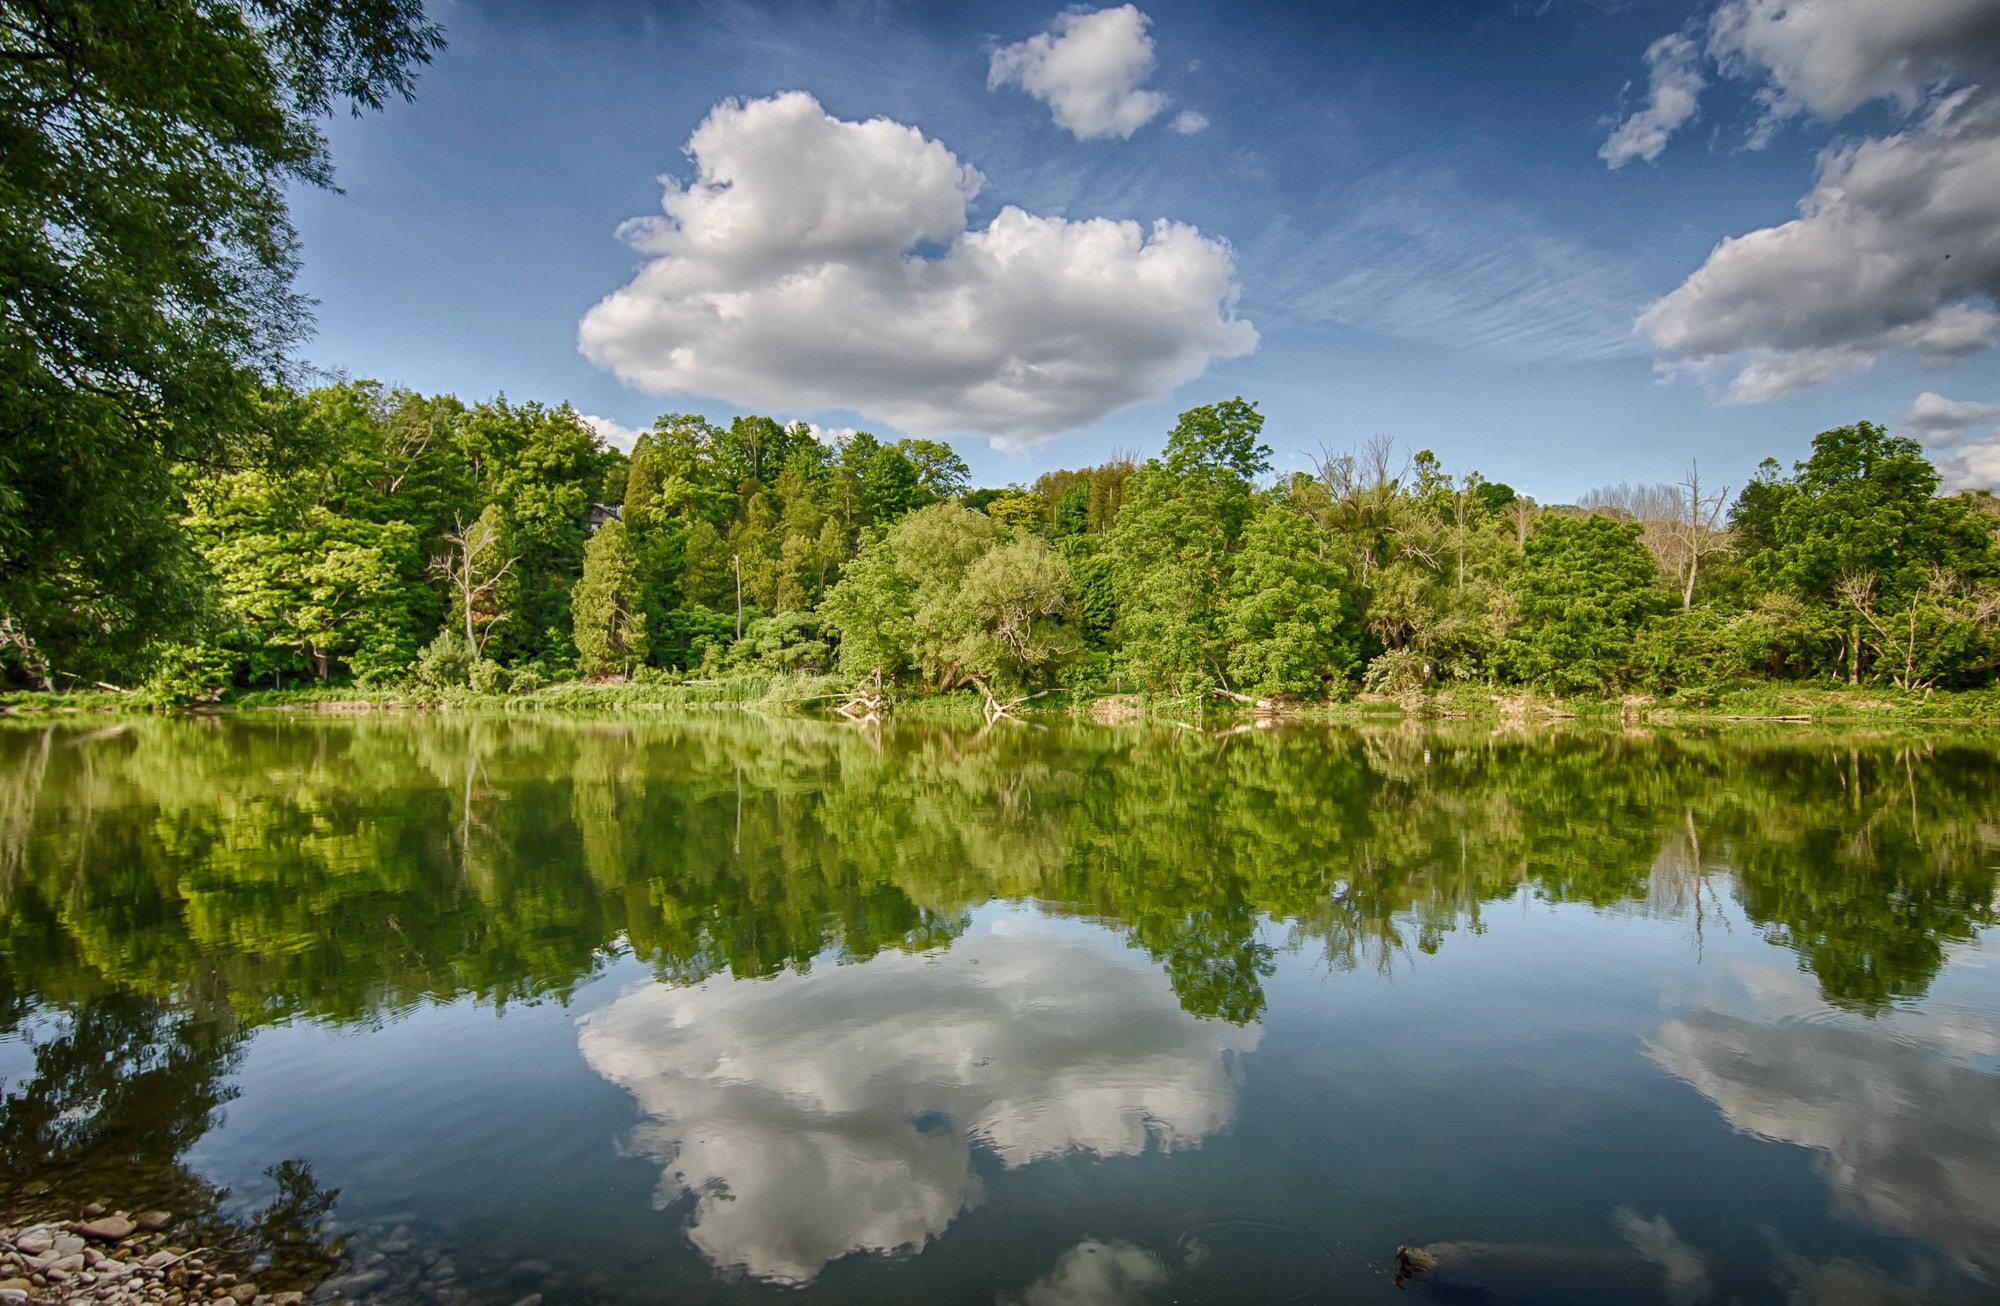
xmin=2 ymin=715 xmax=1997 ymax=1305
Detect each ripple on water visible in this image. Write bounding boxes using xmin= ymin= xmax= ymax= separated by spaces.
xmin=1169 ymin=1217 xmax=1337 ymax=1304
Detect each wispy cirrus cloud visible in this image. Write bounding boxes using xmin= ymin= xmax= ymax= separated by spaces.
xmin=1258 ymin=172 xmax=1649 ymax=365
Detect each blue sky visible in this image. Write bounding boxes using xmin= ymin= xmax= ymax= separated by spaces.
xmin=290 ymin=0 xmax=2000 ymax=500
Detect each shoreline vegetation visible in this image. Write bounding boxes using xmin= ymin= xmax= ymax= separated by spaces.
xmin=8 ymin=678 xmax=2000 ymax=728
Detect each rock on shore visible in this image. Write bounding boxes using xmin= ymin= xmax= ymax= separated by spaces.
xmin=0 ymin=1210 xmax=304 ymax=1306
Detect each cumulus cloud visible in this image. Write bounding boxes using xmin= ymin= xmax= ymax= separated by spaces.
xmin=989 ymin=5 xmax=1170 ymax=141
xmin=576 ymin=915 xmax=1257 ymax=1285
xmin=1709 ymin=0 xmax=2000 ymax=126
xmin=1900 ymin=392 xmax=2000 ymax=490
xmin=577 ymin=92 xmax=1255 ymax=449
xmin=578 ymin=414 xmax=644 ymax=452
xmin=1603 ymin=0 xmax=2000 ymax=163
xmin=1613 ymin=0 xmax=2000 ymax=399
xmin=1600 ymin=33 xmax=1706 ymax=168
xmin=1170 ymin=108 xmax=1209 ymax=135
xmin=1896 ymin=391 xmax=2000 ymax=447
xmin=1637 ymin=88 xmax=2000 ymax=401
xmin=1646 ymin=962 xmax=2000 ymax=1282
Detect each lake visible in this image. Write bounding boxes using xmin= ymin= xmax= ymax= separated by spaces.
xmin=2 ymin=714 xmax=1996 ymax=1305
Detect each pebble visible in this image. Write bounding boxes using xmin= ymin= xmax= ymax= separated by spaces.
xmin=75 ymin=1220 xmax=135 ymax=1245
xmin=3 ymin=1202 xmax=545 ymax=1306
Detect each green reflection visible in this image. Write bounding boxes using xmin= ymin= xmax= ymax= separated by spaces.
xmin=1 ymin=716 xmax=1994 ymax=1030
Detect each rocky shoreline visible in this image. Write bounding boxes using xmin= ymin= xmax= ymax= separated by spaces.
xmin=0 ymin=1205 xmax=302 ymax=1306
xmin=3 ymin=1197 xmax=555 ymax=1306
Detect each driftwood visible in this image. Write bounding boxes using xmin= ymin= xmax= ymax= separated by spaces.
xmin=1210 ymin=687 xmax=1282 ymax=713
xmin=967 ymin=678 xmax=1052 ymax=725
xmin=835 ymin=668 xmax=889 ymax=724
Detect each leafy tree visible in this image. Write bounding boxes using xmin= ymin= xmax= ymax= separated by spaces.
xmin=1107 ymin=467 xmax=1234 ymax=691
xmin=1509 ymin=514 xmax=1665 ymax=692
xmin=460 ymin=399 xmax=614 ymax=665
xmin=1163 ymin=397 xmax=1271 ymax=482
xmin=1733 ymin=422 xmax=1994 ymax=683
xmin=0 ymin=0 xmax=442 ymax=683
xmin=1224 ymin=501 xmax=1362 ymax=696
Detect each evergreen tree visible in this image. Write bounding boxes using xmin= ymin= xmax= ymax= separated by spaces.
xmin=572 ymin=520 xmax=648 ymax=677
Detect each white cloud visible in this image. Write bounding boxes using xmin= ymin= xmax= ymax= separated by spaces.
xmin=1936 ymin=438 xmax=2000 ymax=491
xmin=805 ymin=422 xmax=858 ymax=446
xmin=1605 ymin=0 xmax=2000 ymax=163
xmin=1638 ymin=88 xmax=2000 ymax=401
xmin=1895 ymin=391 xmax=2000 ymax=447
xmin=576 ymin=915 xmax=1257 ymax=1285
xmin=1600 ymin=33 xmax=1706 ymax=167
xmin=1170 ymin=108 xmax=1209 ymax=135
xmin=1709 ymin=0 xmax=2000 ymax=126
xmin=989 ymin=5 xmax=1171 ymax=141
xmin=578 ymin=414 xmax=644 ymax=452
xmin=577 ymin=92 xmax=1255 ymax=449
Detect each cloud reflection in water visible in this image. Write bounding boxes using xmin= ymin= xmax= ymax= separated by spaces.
xmin=578 ymin=913 xmax=1258 ymax=1284
xmin=1647 ymin=962 xmax=2000 ymax=1283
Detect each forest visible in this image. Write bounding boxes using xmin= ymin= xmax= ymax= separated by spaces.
xmin=5 ymin=380 xmax=1997 ymax=704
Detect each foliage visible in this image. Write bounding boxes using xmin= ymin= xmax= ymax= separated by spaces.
xmin=0 ymin=0 xmax=442 ymax=684
xmin=572 ymin=519 xmax=648 ymax=677
xmin=1509 ymin=514 xmax=1667 ymax=693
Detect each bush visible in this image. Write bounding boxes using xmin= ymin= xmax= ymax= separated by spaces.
xmin=413 ymin=631 xmax=473 ymax=689
xmin=141 ymin=640 xmax=234 ymax=704
xmin=507 ymin=666 xmax=544 ymax=695
xmin=469 ymin=658 xmax=507 ymax=695
xmin=1362 ymin=648 xmax=1431 ymax=696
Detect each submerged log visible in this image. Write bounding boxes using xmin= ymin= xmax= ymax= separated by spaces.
xmin=1393 ymin=1241 xmax=1658 ymax=1298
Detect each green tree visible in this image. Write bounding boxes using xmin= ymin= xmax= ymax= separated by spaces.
xmin=1225 ymin=501 xmax=1361 ymax=697
xmin=1732 ymin=422 xmax=1994 ymax=684
xmin=1508 ymin=514 xmax=1665 ymax=692
xmin=1163 ymin=397 xmax=1271 ymax=482
xmin=571 ymin=520 xmax=647 ymax=677
xmin=0 ymin=0 xmax=442 ymax=684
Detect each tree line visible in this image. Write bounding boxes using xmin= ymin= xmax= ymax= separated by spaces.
xmin=5 ymin=380 xmax=1995 ymax=701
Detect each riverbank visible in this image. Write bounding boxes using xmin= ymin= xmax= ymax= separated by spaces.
xmin=0 ymin=1203 xmax=299 ymax=1306
xmin=6 ymin=678 xmax=2000 ymax=726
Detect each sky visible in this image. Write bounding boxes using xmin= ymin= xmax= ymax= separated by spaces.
xmin=288 ymin=0 xmax=2000 ymax=501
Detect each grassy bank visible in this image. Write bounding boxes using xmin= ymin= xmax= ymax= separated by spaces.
xmin=6 ymin=678 xmax=2000 ymax=726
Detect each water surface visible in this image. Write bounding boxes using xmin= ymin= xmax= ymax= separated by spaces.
xmin=2 ymin=715 xmax=1996 ymax=1304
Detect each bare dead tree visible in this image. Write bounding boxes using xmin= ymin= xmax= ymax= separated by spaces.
xmin=430 ymin=511 xmax=519 ymax=658
xmin=1675 ymin=460 xmax=1732 ymax=609
xmin=1834 ymin=571 xmax=1876 ymax=686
